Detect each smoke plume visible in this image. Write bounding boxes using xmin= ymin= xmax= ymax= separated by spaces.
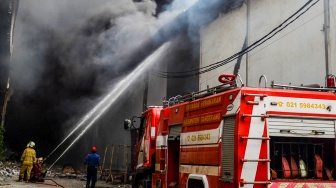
xmin=6 ymin=0 xmax=200 ymax=165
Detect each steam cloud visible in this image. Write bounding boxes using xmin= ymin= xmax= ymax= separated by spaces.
xmin=6 ymin=0 xmax=199 ymax=165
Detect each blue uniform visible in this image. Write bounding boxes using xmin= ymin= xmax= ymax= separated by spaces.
xmin=84 ymin=153 xmax=101 ymax=188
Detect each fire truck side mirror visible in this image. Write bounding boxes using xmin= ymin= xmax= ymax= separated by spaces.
xmin=124 ymin=119 xmax=132 ymax=130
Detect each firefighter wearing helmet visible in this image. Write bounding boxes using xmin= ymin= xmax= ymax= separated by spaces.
xmin=84 ymin=146 xmax=102 ymax=188
xmin=30 ymin=157 xmax=45 ymax=183
xmin=17 ymin=141 xmax=36 ymax=183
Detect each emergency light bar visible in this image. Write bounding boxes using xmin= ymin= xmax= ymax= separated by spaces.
xmin=326 ymin=74 xmax=336 ymax=87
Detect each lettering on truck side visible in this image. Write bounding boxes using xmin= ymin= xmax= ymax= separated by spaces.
xmin=278 ymin=101 xmax=327 ymax=109
xmin=268 ymin=97 xmax=334 ymax=114
xmin=187 ymin=134 xmax=211 ymax=142
xmin=200 ymin=96 xmax=222 ymax=107
xmin=183 ymin=117 xmax=200 ymax=126
xmin=183 ymin=112 xmax=221 ymax=126
xmin=185 ymin=96 xmax=222 ymax=111
xmin=200 ymin=113 xmax=221 ymax=123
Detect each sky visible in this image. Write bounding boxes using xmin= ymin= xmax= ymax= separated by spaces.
xmin=5 ymin=0 xmax=203 ymax=167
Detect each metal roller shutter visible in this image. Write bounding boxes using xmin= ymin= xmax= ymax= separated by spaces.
xmin=268 ymin=118 xmax=336 ymax=138
xmin=221 ymin=116 xmax=235 ymax=182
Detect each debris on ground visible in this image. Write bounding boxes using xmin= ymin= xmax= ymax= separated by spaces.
xmin=0 ymin=161 xmax=132 ymax=187
xmin=0 ymin=161 xmax=20 ymax=181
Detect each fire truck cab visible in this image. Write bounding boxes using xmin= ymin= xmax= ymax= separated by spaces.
xmin=126 ymin=74 xmax=336 ymax=188
xmin=124 ymin=107 xmax=162 ymax=187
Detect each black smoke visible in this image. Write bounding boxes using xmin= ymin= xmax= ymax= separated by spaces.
xmin=4 ymin=0 xmax=201 ymax=167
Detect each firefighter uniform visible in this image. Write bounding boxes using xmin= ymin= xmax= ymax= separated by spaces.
xmin=30 ymin=157 xmax=44 ymax=183
xmin=18 ymin=141 xmax=36 ymax=182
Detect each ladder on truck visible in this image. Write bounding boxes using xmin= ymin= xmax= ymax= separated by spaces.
xmin=163 ymin=74 xmax=244 ymax=107
xmin=240 ymin=86 xmax=271 ymax=186
xmin=164 ymin=73 xmax=336 ymax=108
xmin=270 ymin=74 xmax=336 ymax=92
xmin=239 ymin=74 xmax=335 ymax=184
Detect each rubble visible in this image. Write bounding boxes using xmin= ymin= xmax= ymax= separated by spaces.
xmin=0 ymin=161 xmax=20 ymax=181
xmin=0 ymin=160 xmax=132 ymax=187
xmin=0 ymin=160 xmax=84 ymax=181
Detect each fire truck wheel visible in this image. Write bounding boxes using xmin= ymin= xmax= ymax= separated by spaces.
xmin=136 ymin=179 xmax=145 ymax=188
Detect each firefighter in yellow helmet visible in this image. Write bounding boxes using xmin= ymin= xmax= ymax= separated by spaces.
xmin=17 ymin=141 xmax=36 ymax=183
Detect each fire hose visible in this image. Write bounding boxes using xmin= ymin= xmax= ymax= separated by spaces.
xmin=36 ymin=178 xmax=65 ymax=188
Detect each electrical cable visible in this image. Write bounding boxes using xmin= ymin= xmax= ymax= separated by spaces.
xmin=157 ymin=0 xmax=318 ymax=78
xmin=157 ymin=0 xmax=317 ymax=78
xmin=155 ymin=0 xmax=319 ymax=78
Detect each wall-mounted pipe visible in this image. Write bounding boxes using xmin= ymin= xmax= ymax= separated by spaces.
xmin=323 ymin=0 xmax=331 ymax=75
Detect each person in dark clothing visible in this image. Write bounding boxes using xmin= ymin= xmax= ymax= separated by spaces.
xmin=84 ymin=146 xmax=102 ymax=188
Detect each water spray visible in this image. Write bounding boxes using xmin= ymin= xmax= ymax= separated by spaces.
xmin=47 ymin=42 xmax=171 ymax=170
xmin=45 ymin=77 xmax=122 ymax=160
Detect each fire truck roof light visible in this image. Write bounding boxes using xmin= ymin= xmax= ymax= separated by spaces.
xmin=326 ymin=74 xmax=336 ymax=87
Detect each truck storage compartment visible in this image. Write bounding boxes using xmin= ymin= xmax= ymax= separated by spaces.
xmin=268 ymin=117 xmax=335 ymax=180
xmin=270 ymin=137 xmax=334 ymax=180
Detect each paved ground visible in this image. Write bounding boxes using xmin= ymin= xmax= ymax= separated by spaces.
xmin=0 ymin=176 xmax=131 ymax=188
xmin=0 ymin=161 xmax=132 ymax=187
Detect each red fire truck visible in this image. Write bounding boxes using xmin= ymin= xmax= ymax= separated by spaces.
xmin=124 ymin=74 xmax=336 ymax=188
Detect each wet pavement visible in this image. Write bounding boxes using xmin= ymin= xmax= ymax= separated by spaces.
xmin=0 ymin=176 xmax=131 ymax=187
xmin=0 ymin=161 xmax=131 ymax=188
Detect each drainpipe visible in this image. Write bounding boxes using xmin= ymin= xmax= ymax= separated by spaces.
xmin=246 ymin=0 xmax=250 ymax=86
xmin=323 ymin=0 xmax=330 ymax=75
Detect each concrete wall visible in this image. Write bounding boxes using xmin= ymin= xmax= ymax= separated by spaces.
xmin=200 ymin=0 xmax=335 ymax=89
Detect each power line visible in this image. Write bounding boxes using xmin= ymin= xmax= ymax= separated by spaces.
xmin=155 ymin=0 xmax=319 ymax=78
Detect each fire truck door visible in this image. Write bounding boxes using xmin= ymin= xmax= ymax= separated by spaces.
xmin=167 ymin=125 xmax=181 ymax=187
xmin=137 ymin=136 xmax=145 ymax=168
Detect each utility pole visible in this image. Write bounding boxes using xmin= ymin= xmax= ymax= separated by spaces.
xmin=0 ymin=0 xmax=18 ymax=127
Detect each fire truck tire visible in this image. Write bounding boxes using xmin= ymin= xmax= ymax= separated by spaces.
xmin=135 ymin=179 xmax=150 ymax=188
xmin=136 ymin=180 xmax=145 ymax=188
xmin=134 ymin=172 xmax=151 ymax=188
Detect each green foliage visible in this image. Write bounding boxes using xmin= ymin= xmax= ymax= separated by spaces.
xmin=0 ymin=126 xmax=5 ymax=160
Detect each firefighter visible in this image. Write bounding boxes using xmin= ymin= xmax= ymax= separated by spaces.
xmin=30 ymin=157 xmax=44 ymax=183
xmin=84 ymin=146 xmax=102 ymax=188
xmin=17 ymin=141 xmax=36 ymax=183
